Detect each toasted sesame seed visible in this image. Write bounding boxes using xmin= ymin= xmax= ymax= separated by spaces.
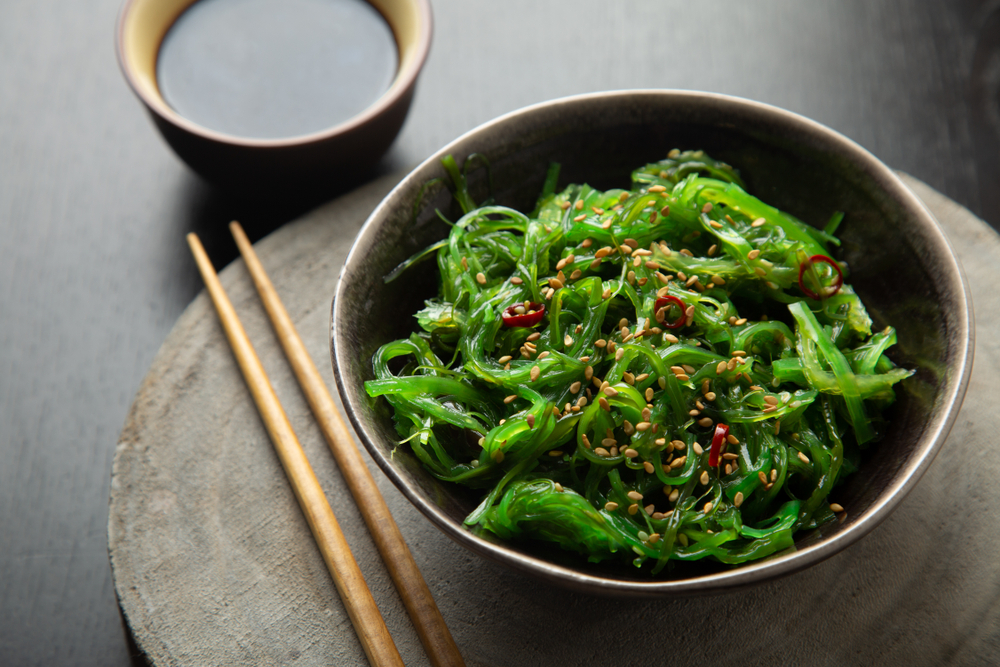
xmin=574 ymin=199 xmax=584 ymax=210
xmin=758 ymin=471 xmax=768 ymax=485
xmin=798 ymin=451 xmax=811 ymax=464
xmin=584 ymin=365 xmax=594 ymax=380
xmin=493 ymin=450 xmax=505 ymax=463
xmin=830 ymin=503 xmax=844 ymax=513
xmin=625 ymin=491 xmax=643 ymax=502
xmin=703 ymin=501 xmax=714 ymax=513
xmin=526 ymin=332 xmax=541 ymax=342
xmin=530 ymin=365 xmax=541 ymax=381
xmin=658 ymin=376 xmax=667 ymax=389
xmin=503 ymin=395 xmax=517 ymax=404
xmin=754 ymin=267 xmax=767 ymax=277
xmin=722 ymin=453 xmax=738 ymax=460
xmin=709 ymin=220 xmax=724 ymax=229
xmin=537 ymin=351 xmax=550 ymax=360
xmin=678 ymin=533 xmax=689 ymax=547
xmin=670 ymin=456 xmax=686 ymax=468
xmin=698 ymin=417 xmax=713 ymax=427
xmin=711 ymin=275 xmax=726 ymax=286
xmin=699 ymin=471 xmax=710 ymax=485
xmin=615 ymin=348 xmax=625 ymax=362
xmin=595 ymin=246 xmax=613 ymax=258
xmin=668 ymin=488 xmax=680 ymax=502
xmin=601 ymin=219 xmax=613 ymax=229
xmin=476 ymin=272 xmax=487 ymax=285
xmin=648 ymin=533 xmax=661 ymax=544
xmin=591 ymin=206 xmax=604 ymax=215
xmin=604 ymin=501 xmax=619 ymax=511
xmin=628 ymin=504 xmax=639 ymax=515
xmin=649 ymin=185 xmax=667 ymax=193
xmin=603 ymin=386 xmax=618 ymax=398
xmin=570 ymin=269 xmax=582 ymax=280
xmin=770 ymin=469 xmax=778 ymax=482
xmin=498 ymin=355 xmax=512 ymax=364
xmin=685 ymin=274 xmax=699 ymax=287
xmin=688 ymin=409 xmax=700 ymax=417
xmin=573 ymin=214 xmax=586 ymax=222
xmin=693 ymin=442 xmax=704 ymax=455
xmin=734 ymin=492 xmax=744 ymax=507
xmin=598 ymin=397 xmax=610 ymax=411
xmin=727 ymin=358 xmax=738 ymax=371
xmin=635 ymin=422 xmax=651 ymax=432
xmin=526 ymin=415 xmax=536 ymax=428
xmin=556 ymin=257 xmax=568 ymax=270
xmin=461 ymin=257 xmax=469 ymax=271
xmin=645 ymin=387 xmax=654 ymax=401
xmin=548 ymin=450 xmax=563 ymax=457
xmin=595 ymin=447 xmax=610 ymax=456
xmin=751 ymin=217 xmax=766 ymax=227
xmin=747 ymin=249 xmax=761 ymax=260
xmin=623 ymin=372 xmax=635 ymax=385
xmin=716 ymin=361 xmax=727 ymax=375
xmin=762 ymin=405 xmax=778 ymax=413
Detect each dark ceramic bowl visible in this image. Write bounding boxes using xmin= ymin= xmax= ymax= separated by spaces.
xmin=332 ymin=90 xmax=973 ymax=596
xmin=116 ymin=0 xmax=431 ymax=190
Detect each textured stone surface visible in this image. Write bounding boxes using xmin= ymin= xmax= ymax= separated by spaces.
xmin=109 ymin=173 xmax=999 ymax=666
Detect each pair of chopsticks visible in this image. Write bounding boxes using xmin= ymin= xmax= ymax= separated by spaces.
xmin=188 ymin=224 xmax=465 ymax=667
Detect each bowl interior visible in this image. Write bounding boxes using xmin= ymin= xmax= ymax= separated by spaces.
xmin=117 ymin=0 xmax=430 ymax=143
xmin=333 ymin=91 xmax=971 ymax=595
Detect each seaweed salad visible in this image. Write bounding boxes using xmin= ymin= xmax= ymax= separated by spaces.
xmin=365 ymin=150 xmax=912 ymax=574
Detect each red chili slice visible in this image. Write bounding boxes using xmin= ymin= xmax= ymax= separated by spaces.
xmin=709 ymin=423 xmax=729 ymax=467
xmin=797 ymin=254 xmax=844 ymax=300
xmin=501 ymin=302 xmax=545 ymax=328
xmin=654 ymin=295 xmax=688 ymax=330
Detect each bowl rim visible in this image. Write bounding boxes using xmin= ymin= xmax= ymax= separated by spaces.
xmin=114 ymin=0 xmax=433 ymax=147
xmin=333 ymin=89 xmax=974 ymax=596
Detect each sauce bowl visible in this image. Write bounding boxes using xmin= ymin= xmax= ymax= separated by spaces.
xmin=116 ymin=0 xmax=432 ymax=190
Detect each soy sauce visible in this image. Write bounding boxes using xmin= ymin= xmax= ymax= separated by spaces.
xmin=156 ymin=0 xmax=397 ymax=140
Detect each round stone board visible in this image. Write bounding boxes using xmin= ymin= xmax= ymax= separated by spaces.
xmin=109 ymin=172 xmax=1000 ymax=666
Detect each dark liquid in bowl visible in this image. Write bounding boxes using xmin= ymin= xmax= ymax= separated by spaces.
xmin=156 ymin=0 xmax=397 ymax=140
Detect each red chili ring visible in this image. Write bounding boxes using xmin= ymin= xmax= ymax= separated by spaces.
xmin=654 ymin=295 xmax=688 ymax=330
xmin=501 ymin=302 xmax=545 ymax=328
xmin=797 ymin=254 xmax=844 ymax=300
xmin=709 ymin=423 xmax=730 ymax=468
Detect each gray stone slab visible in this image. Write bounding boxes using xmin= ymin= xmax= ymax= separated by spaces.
xmin=109 ymin=172 xmax=1000 ymax=666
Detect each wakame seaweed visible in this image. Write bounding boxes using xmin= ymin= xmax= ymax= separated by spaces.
xmin=365 ymin=150 xmax=912 ymax=573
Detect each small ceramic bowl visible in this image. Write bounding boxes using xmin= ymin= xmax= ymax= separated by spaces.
xmin=332 ymin=90 xmax=973 ymax=596
xmin=116 ymin=0 xmax=432 ymax=189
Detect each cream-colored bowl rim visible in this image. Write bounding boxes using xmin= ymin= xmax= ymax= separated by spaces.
xmin=116 ymin=0 xmax=432 ymax=146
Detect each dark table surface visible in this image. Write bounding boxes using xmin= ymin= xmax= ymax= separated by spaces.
xmin=2 ymin=1 xmax=998 ymax=664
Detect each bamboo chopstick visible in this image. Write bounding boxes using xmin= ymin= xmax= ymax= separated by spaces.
xmin=229 ymin=221 xmax=466 ymax=667
xmin=187 ymin=233 xmax=404 ymax=667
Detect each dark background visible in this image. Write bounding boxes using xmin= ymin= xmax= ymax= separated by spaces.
xmin=1 ymin=1 xmax=998 ymax=664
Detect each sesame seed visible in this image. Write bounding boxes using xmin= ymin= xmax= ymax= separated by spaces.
xmin=829 ymin=503 xmax=844 ymax=512
xmin=731 ymin=350 xmax=747 ymax=357
xmin=754 ymin=267 xmax=767 ymax=277
xmin=570 ymin=381 xmax=582 ymax=393
xmin=601 ymin=219 xmax=612 ymax=229
xmin=734 ymin=492 xmax=744 ymax=507
xmin=503 ymin=395 xmax=517 ymax=404
xmin=704 ymin=391 xmax=717 ymax=401
xmin=598 ymin=397 xmax=610 ymax=411
xmin=678 ymin=533 xmax=689 ymax=547
xmin=716 ymin=361 xmax=727 ymax=375
xmin=703 ymin=501 xmax=713 ymax=513
xmin=655 ymin=272 xmax=670 ymax=284
xmin=626 ymin=491 xmax=644 ymax=502
xmin=668 ymin=488 xmax=680 ymax=501
xmin=581 ymin=238 xmax=593 ymax=248
xmin=526 ymin=415 xmax=535 ymax=428
xmin=711 ymin=275 xmax=726 ymax=285
xmin=645 ymin=261 xmax=661 ymax=270
xmin=658 ymin=377 xmax=667 ymax=389
xmin=595 ymin=447 xmax=610 ymax=456
xmin=498 ymin=355 xmax=512 ymax=364
xmin=747 ymin=249 xmax=761 ymax=260
xmin=591 ymin=206 xmax=605 ymax=215
xmin=461 ymin=257 xmax=469 ymax=271
xmin=575 ymin=200 xmax=584 ymax=210
xmin=758 ymin=471 xmax=768 ymax=485
xmin=615 ymin=348 xmax=625 ymax=362
xmin=570 ymin=269 xmax=582 ymax=280
xmin=622 ymin=448 xmax=637 ymax=459
xmin=603 ymin=386 xmax=618 ymax=397
xmin=722 ymin=452 xmax=738 ymax=460
xmin=693 ymin=442 xmax=704 ymax=455
xmin=476 ymin=272 xmax=487 ymax=285
xmin=595 ymin=246 xmax=613 ymax=258
xmin=762 ymin=405 xmax=778 ymax=413
xmin=493 ymin=450 xmax=505 ymax=463
xmin=623 ymin=372 xmax=635 ymax=385
xmin=670 ymin=456 xmax=686 ymax=468
xmin=573 ymin=214 xmax=586 ymax=222
xmin=530 ymin=366 xmax=541 ymax=381
xmin=798 ymin=451 xmax=810 ymax=464
xmin=527 ymin=332 xmax=541 ymax=341
xmin=537 ymin=351 xmax=550 ymax=360
xmin=556 ymin=258 xmax=568 ymax=270
xmin=636 ymin=422 xmax=651 ymax=432
xmin=709 ymin=220 xmax=724 ymax=229
xmin=649 ymin=185 xmax=667 ymax=193
xmin=644 ymin=504 xmax=655 ymax=515
xmin=671 ymin=440 xmax=685 ymax=450
xmin=770 ymin=469 xmax=778 ymax=482
xmin=764 ymin=395 xmax=778 ymax=406
xmin=628 ymin=504 xmax=639 ymax=515
xmin=632 ymin=256 xmax=641 ymax=268
xmin=685 ymin=274 xmax=699 ymax=287
xmin=645 ymin=387 xmax=654 ymax=401
xmin=643 ymin=461 xmax=655 ymax=474
xmin=549 ymin=450 xmax=563 ymax=457
xmin=564 ymin=334 xmax=574 ymax=346
xmin=605 ymin=501 xmax=619 ymax=511
xmin=689 ymin=409 xmax=700 ymax=417
xmin=700 ymin=471 xmax=710 ymax=485
xmin=648 ymin=533 xmax=661 ymax=544
xmin=636 ymin=373 xmax=649 ymax=382
xmin=751 ymin=217 xmax=766 ymax=227
xmin=725 ymin=463 xmax=732 ymax=475
xmin=584 ymin=365 xmax=594 ymax=380
xmin=576 ymin=396 xmax=588 ymax=408
xmin=698 ymin=417 xmax=713 ymax=427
